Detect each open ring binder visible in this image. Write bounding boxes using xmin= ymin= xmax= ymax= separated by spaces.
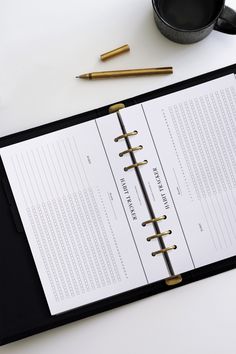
xmin=119 ymin=145 xmax=143 ymax=157
xmin=142 ymin=215 xmax=167 ymax=226
xmin=114 ymin=130 xmax=138 ymax=142
xmin=146 ymin=230 xmax=172 ymax=241
xmin=1 ymin=65 xmax=235 ymax=345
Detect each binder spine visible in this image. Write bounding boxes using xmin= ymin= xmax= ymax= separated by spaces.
xmin=110 ymin=103 xmax=182 ymax=287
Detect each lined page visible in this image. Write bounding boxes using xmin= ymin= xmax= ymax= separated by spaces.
xmin=120 ymin=73 xmax=236 ymax=273
xmin=0 ymin=118 xmax=148 ymax=314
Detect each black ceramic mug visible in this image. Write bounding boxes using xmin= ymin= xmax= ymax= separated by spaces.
xmin=152 ymin=0 xmax=236 ymax=44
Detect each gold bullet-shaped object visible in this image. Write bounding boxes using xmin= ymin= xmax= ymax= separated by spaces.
xmin=100 ymin=44 xmax=130 ymax=61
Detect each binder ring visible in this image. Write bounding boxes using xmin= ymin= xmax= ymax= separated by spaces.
xmin=152 ymin=245 xmax=177 ymax=257
xmin=124 ymin=160 xmax=148 ymax=171
xmin=142 ymin=215 xmax=167 ymax=226
xmin=146 ymin=230 xmax=172 ymax=242
xmin=114 ymin=130 xmax=138 ymax=142
xmin=119 ymin=145 xmax=143 ymax=157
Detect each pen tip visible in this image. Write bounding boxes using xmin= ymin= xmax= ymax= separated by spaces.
xmin=76 ymin=74 xmax=89 ymax=79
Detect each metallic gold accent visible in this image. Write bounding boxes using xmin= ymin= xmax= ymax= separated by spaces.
xmin=76 ymin=67 xmax=173 ymax=79
xmin=78 ymin=73 xmax=91 ymax=79
xmin=114 ymin=130 xmax=138 ymax=142
xmin=165 ymin=275 xmax=182 ymax=286
xmin=109 ymin=103 xmax=125 ymax=113
xmin=152 ymin=245 xmax=177 ymax=256
xmin=100 ymin=44 xmax=130 ymax=61
xmin=119 ymin=145 xmax=143 ymax=157
xmin=146 ymin=230 xmax=171 ymax=241
xmin=142 ymin=215 xmax=167 ymax=226
xmin=124 ymin=160 xmax=148 ymax=171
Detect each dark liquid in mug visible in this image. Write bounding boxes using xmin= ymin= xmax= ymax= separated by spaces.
xmin=157 ymin=0 xmax=222 ymax=30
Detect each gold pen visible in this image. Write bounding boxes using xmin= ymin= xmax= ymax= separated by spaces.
xmin=76 ymin=67 xmax=173 ymax=79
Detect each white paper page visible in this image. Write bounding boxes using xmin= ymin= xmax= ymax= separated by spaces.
xmin=0 ymin=117 xmax=148 ymax=315
xmin=134 ymin=73 xmax=236 ymax=271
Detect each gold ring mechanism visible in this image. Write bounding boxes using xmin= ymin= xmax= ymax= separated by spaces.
xmin=146 ymin=230 xmax=172 ymax=241
xmin=152 ymin=245 xmax=177 ymax=257
xmin=142 ymin=215 xmax=167 ymax=226
xmin=124 ymin=160 xmax=148 ymax=171
xmin=114 ymin=130 xmax=138 ymax=142
xmin=119 ymin=145 xmax=143 ymax=157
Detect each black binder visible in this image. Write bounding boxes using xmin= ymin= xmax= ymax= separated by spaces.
xmin=1 ymin=64 xmax=236 ymax=346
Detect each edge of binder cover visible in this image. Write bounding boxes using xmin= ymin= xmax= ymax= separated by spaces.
xmin=1 ymin=256 xmax=236 ymax=346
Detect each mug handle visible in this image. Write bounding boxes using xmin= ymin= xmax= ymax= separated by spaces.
xmin=214 ymin=6 xmax=236 ymax=34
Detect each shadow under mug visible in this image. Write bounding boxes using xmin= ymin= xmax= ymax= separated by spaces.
xmin=152 ymin=0 xmax=236 ymax=44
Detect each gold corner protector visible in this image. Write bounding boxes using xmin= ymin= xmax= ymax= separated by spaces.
xmin=109 ymin=103 xmax=125 ymax=113
xmin=165 ymin=275 xmax=182 ymax=286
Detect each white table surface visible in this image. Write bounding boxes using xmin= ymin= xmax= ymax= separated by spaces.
xmin=1 ymin=0 xmax=236 ymax=353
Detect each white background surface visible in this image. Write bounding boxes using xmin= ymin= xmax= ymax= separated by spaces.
xmin=1 ymin=0 xmax=236 ymax=353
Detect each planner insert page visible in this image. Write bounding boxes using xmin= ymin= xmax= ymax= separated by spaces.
xmin=0 ymin=73 xmax=235 ymax=314
xmin=114 ymin=73 xmax=236 ymax=271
